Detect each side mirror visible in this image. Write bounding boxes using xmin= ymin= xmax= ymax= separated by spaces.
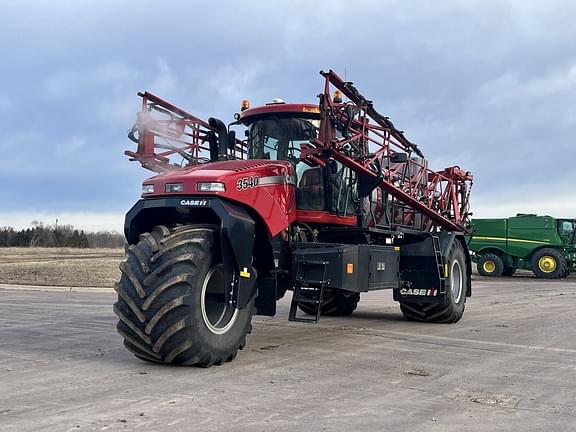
xmin=208 ymin=131 xmax=218 ymax=162
xmin=208 ymin=117 xmax=229 ymax=160
xmin=227 ymin=130 xmax=236 ymax=151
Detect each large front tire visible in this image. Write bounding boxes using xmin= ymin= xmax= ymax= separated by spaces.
xmin=114 ymin=225 xmax=253 ymax=367
xmin=399 ymin=240 xmax=469 ymax=323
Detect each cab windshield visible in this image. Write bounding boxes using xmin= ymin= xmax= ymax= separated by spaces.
xmin=557 ymin=219 xmax=576 ymax=244
xmin=247 ymin=116 xmax=319 ymax=163
xmin=246 ymin=115 xmax=356 ymax=215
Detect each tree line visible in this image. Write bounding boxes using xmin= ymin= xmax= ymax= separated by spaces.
xmin=0 ymin=221 xmax=124 ymax=248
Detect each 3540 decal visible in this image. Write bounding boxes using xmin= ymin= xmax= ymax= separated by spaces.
xmin=236 ymin=176 xmax=259 ymax=191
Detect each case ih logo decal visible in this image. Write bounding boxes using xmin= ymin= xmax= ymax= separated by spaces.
xmin=180 ymin=199 xmax=209 ymax=206
xmin=236 ymin=176 xmax=259 ymax=191
xmin=400 ymin=288 xmax=438 ymax=296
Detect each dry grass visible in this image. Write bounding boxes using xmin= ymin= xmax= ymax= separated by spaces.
xmin=0 ymin=247 xmax=124 ymax=287
xmin=1 ymin=247 xmax=572 ymax=288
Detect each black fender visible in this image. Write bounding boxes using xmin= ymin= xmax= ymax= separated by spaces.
xmin=124 ymin=197 xmax=257 ymax=309
xmin=438 ymin=232 xmax=472 ymax=298
xmin=394 ymin=231 xmax=471 ymax=303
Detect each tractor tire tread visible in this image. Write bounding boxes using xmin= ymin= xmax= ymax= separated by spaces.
xmin=398 ymin=240 xmax=468 ymax=324
xmin=298 ymin=289 xmax=360 ymax=316
xmin=114 ymin=225 xmax=252 ymax=367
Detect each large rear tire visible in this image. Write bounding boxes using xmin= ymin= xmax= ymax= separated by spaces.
xmin=297 ymin=288 xmax=360 ymax=316
xmin=114 ymin=225 xmax=254 ymax=367
xmin=531 ymin=248 xmax=567 ymax=279
xmin=399 ymin=240 xmax=468 ymax=323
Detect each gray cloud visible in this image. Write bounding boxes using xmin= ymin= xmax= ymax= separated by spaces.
xmin=1 ymin=0 xmax=575 ymax=227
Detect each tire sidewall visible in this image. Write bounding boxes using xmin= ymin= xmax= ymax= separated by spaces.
xmin=445 ymin=244 xmax=467 ymax=315
xmin=186 ymin=250 xmax=253 ymax=356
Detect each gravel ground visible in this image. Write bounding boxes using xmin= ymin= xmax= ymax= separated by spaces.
xmin=0 ymin=277 xmax=575 ymax=431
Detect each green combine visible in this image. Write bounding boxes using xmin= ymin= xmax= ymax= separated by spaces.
xmin=468 ymin=214 xmax=576 ymax=278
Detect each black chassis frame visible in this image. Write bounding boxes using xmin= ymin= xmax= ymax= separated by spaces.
xmin=124 ymin=196 xmax=472 ymax=315
xmin=287 ymin=227 xmax=471 ymax=305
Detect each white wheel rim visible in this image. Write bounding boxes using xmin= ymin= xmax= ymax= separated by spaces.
xmin=200 ymin=264 xmax=239 ymax=335
xmin=451 ymin=259 xmax=463 ymax=303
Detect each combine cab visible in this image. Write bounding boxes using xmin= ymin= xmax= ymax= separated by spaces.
xmin=115 ymin=70 xmax=474 ymax=367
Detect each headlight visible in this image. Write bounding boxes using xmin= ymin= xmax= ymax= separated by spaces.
xmin=165 ymin=183 xmax=184 ymax=193
xmin=197 ymin=182 xmax=225 ymax=192
xmin=142 ymin=184 xmax=155 ymax=194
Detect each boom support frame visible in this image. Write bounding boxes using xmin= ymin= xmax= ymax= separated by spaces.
xmin=126 ymin=72 xmax=473 ymax=232
xmin=301 ymin=70 xmax=473 ymax=232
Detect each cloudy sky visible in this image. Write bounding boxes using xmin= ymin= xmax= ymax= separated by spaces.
xmin=1 ymin=0 xmax=575 ymax=232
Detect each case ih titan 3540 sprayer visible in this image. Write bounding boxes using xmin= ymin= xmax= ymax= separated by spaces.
xmin=114 ymin=70 xmax=474 ymax=367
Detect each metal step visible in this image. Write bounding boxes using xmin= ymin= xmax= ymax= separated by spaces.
xmin=294 ymin=297 xmax=322 ymax=305
xmin=288 ymin=260 xmax=328 ymax=324
xmin=295 ymin=278 xmax=326 ymax=285
xmin=431 ymin=235 xmax=446 ymax=280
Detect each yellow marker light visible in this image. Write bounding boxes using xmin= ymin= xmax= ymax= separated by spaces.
xmin=240 ymin=267 xmax=251 ymax=278
xmin=346 ymin=263 xmax=354 ymax=274
xmin=302 ymin=106 xmax=320 ymax=113
xmin=333 ymin=90 xmax=343 ymax=103
xmin=241 ymin=99 xmax=250 ymax=111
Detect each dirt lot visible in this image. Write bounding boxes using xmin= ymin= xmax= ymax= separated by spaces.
xmin=0 ymin=248 xmax=123 ymax=287
xmin=0 ymin=247 xmax=572 ymax=288
xmin=0 ymin=248 xmax=575 ymax=431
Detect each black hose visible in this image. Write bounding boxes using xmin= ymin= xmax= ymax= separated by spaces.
xmin=127 ymin=124 xmax=139 ymax=143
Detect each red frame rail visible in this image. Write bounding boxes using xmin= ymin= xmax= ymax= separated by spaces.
xmin=125 ymin=92 xmax=246 ymax=173
xmin=303 ymin=70 xmax=473 ymax=232
xmin=126 ymin=72 xmax=472 ymax=232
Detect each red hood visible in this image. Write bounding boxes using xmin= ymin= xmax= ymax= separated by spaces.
xmin=152 ymin=159 xmax=291 ymax=178
xmin=142 ymin=159 xmax=295 ymax=198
